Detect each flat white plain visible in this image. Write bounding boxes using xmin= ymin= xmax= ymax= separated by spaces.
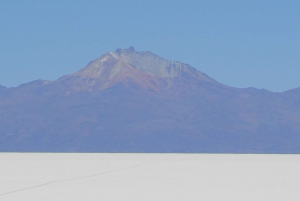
xmin=0 ymin=153 xmax=299 ymax=201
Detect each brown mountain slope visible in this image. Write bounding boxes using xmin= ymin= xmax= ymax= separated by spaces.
xmin=57 ymin=47 xmax=218 ymax=93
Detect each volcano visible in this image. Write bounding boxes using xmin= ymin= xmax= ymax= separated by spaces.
xmin=1 ymin=47 xmax=300 ymax=153
xmin=57 ymin=46 xmax=218 ymax=92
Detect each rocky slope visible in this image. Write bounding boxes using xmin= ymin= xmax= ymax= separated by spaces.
xmin=56 ymin=47 xmax=218 ymax=93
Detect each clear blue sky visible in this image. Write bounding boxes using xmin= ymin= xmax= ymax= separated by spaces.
xmin=1 ymin=0 xmax=299 ymax=92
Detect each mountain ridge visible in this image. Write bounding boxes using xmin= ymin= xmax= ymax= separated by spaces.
xmin=0 ymin=47 xmax=300 ymax=153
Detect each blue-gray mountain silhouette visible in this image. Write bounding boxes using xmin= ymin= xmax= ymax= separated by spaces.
xmin=1 ymin=47 xmax=300 ymax=153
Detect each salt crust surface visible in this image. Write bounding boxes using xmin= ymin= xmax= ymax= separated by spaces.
xmin=0 ymin=153 xmax=299 ymax=201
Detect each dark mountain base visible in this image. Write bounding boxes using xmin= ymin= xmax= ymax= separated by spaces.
xmin=1 ymin=85 xmax=300 ymax=153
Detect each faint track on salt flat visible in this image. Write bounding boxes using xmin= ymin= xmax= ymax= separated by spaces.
xmin=0 ymin=155 xmax=198 ymax=198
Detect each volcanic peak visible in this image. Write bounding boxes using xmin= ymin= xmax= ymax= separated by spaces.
xmin=75 ymin=47 xmax=214 ymax=80
xmin=59 ymin=47 xmax=218 ymax=92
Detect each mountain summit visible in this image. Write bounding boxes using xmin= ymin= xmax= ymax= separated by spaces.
xmin=59 ymin=47 xmax=217 ymax=92
xmin=1 ymin=47 xmax=300 ymax=153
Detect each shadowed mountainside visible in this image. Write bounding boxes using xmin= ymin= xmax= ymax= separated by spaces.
xmin=1 ymin=47 xmax=300 ymax=153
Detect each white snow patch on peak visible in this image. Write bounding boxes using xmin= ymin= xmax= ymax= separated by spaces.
xmin=108 ymin=52 xmax=119 ymax=59
xmin=100 ymin=58 xmax=108 ymax=63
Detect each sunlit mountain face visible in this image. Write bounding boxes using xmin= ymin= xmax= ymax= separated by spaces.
xmin=1 ymin=47 xmax=300 ymax=153
xmin=56 ymin=47 xmax=218 ymax=93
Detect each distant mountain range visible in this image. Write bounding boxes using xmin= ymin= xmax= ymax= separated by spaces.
xmin=1 ymin=47 xmax=300 ymax=153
